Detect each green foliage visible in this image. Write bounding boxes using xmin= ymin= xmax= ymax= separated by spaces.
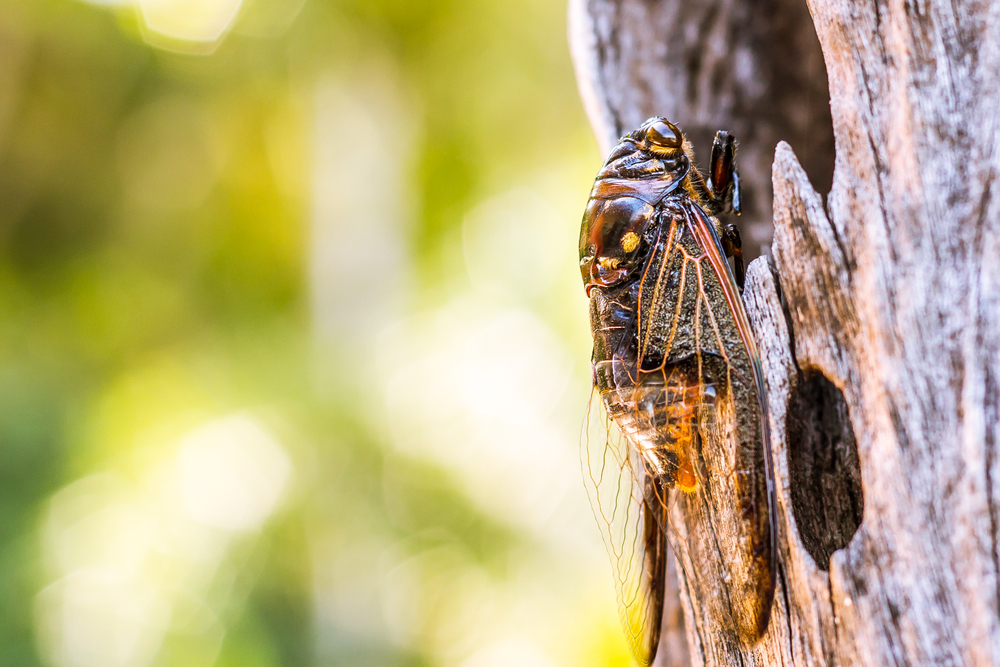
xmin=0 ymin=0 xmax=621 ymax=665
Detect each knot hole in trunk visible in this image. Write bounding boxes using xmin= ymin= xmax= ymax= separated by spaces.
xmin=786 ymin=372 xmax=863 ymax=570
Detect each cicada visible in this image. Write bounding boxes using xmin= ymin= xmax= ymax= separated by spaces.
xmin=579 ymin=118 xmax=776 ymax=665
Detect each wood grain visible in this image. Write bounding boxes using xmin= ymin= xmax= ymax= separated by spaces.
xmin=570 ymin=0 xmax=1000 ymax=663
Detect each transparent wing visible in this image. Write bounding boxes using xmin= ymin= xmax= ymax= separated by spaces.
xmin=582 ymin=387 xmax=668 ymax=667
xmin=655 ymin=204 xmax=776 ymax=643
xmin=614 ymin=202 xmax=776 ymax=644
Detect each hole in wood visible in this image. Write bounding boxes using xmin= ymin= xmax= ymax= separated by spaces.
xmin=786 ymin=372 xmax=863 ymax=569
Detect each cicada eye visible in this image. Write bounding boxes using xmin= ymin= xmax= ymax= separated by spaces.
xmin=646 ymin=121 xmax=682 ymax=149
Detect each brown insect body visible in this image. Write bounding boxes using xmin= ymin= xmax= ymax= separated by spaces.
xmin=580 ymin=118 xmax=775 ymax=665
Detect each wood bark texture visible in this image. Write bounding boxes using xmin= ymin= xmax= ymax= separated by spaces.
xmin=570 ymin=0 xmax=1000 ymax=665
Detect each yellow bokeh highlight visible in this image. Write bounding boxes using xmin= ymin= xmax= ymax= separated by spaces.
xmin=138 ymin=0 xmax=244 ymax=51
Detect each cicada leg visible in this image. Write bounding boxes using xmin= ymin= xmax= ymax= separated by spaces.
xmin=705 ymin=131 xmax=745 ymax=289
xmin=708 ymin=131 xmax=740 ymax=214
xmin=721 ymin=223 xmax=745 ymax=290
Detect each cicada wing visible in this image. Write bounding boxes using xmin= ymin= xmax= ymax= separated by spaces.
xmin=582 ymin=388 xmax=668 ymax=667
xmin=663 ymin=366 xmax=774 ymax=643
xmin=655 ymin=204 xmax=776 ymax=644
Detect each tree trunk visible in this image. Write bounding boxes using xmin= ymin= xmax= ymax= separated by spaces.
xmin=570 ymin=0 xmax=1000 ymax=665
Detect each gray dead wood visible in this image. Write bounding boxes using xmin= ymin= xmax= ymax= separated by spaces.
xmin=570 ymin=0 xmax=1000 ymax=665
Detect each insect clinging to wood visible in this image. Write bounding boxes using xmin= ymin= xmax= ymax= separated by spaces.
xmin=579 ymin=117 xmax=776 ymax=665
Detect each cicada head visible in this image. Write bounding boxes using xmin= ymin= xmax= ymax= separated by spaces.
xmin=596 ymin=118 xmax=689 ymax=181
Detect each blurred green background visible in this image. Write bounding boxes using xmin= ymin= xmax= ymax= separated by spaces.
xmin=0 ymin=0 xmax=635 ymax=665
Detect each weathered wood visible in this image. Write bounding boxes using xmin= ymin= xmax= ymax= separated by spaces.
xmin=571 ymin=0 xmax=1000 ymax=664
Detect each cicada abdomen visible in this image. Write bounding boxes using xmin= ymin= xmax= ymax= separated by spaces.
xmin=580 ymin=118 xmax=775 ymax=664
xmin=595 ymin=361 xmax=718 ymax=494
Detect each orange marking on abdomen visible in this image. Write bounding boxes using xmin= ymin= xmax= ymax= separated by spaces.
xmin=675 ymin=456 xmax=698 ymax=492
xmin=598 ymin=362 xmax=715 ymax=491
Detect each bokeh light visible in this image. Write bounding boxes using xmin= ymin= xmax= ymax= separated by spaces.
xmin=0 ymin=0 xmax=631 ymax=665
xmin=78 ymin=0 xmax=251 ymax=52
xmin=36 ymin=415 xmax=291 ymax=667
xmin=138 ymin=0 xmax=244 ymax=47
